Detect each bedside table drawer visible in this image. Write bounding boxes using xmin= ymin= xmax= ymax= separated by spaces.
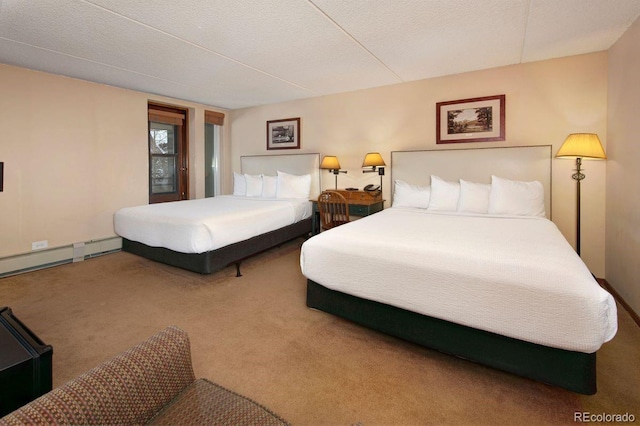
xmin=347 ymin=202 xmax=384 ymax=217
xmin=351 ymin=205 xmax=368 ymax=215
xmin=336 ymin=190 xmax=382 ymax=202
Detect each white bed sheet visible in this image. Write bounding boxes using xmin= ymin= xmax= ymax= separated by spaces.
xmin=300 ymin=207 xmax=617 ymax=353
xmin=115 ymin=195 xmax=311 ymax=254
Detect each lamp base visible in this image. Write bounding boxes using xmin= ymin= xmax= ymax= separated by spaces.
xmin=573 ymin=157 xmax=583 ymax=256
xmin=329 ymin=169 xmax=346 ymax=190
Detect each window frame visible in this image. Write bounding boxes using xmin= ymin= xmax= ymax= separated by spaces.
xmin=148 ymin=103 xmax=189 ymax=204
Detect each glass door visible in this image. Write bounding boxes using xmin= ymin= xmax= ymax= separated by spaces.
xmin=149 ymin=122 xmax=178 ymax=195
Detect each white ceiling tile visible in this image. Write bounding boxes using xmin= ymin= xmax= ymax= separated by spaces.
xmin=312 ymin=0 xmax=530 ymax=80
xmin=0 ymin=37 xmax=189 ymax=97
xmin=522 ymin=0 xmax=640 ymax=62
xmin=0 ymin=36 xmax=312 ymax=109
xmin=87 ymin=0 xmax=402 ymax=94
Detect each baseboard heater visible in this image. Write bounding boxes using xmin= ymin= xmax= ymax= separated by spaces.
xmin=0 ymin=237 xmax=122 ymax=278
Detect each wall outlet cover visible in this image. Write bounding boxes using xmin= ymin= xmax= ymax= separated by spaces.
xmin=32 ymin=240 xmax=48 ymax=250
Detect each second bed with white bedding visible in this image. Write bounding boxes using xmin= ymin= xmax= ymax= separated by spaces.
xmin=115 ymin=195 xmax=311 ymax=254
xmin=300 ymin=207 xmax=617 ymax=353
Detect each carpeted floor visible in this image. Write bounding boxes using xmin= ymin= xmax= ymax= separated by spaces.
xmin=1 ymin=240 xmax=639 ymax=425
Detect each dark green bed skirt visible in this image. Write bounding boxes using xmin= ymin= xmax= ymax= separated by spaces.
xmin=122 ymin=218 xmax=311 ymax=274
xmin=306 ymin=279 xmax=597 ymax=394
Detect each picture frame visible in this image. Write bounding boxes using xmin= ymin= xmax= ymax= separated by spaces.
xmin=436 ymin=95 xmax=505 ymax=144
xmin=266 ymin=117 xmax=300 ymax=150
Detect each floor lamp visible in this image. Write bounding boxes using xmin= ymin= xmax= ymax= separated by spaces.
xmin=555 ymin=133 xmax=607 ymax=256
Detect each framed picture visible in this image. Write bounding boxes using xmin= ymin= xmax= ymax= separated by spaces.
xmin=436 ymin=95 xmax=505 ymax=144
xmin=266 ymin=117 xmax=300 ymax=150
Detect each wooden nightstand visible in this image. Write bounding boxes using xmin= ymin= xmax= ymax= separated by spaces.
xmin=311 ymin=190 xmax=384 ymax=235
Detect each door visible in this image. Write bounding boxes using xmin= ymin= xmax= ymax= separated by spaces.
xmin=148 ymin=104 xmax=188 ymax=203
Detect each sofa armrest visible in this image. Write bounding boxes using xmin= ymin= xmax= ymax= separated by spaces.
xmin=1 ymin=326 xmax=196 ymax=425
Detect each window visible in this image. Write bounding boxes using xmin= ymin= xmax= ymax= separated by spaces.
xmin=204 ymin=110 xmax=224 ymax=198
xmin=148 ymin=104 xmax=188 ymax=203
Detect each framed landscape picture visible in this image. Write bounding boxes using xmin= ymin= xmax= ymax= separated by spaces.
xmin=266 ymin=117 xmax=300 ymax=150
xmin=436 ymin=95 xmax=505 ymax=144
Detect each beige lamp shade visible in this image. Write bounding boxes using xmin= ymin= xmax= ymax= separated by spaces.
xmin=556 ymin=133 xmax=607 ymax=159
xmin=320 ymin=156 xmax=341 ymax=170
xmin=362 ymin=152 xmax=386 ymax=167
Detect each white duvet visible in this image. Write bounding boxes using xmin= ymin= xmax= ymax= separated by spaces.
xmin=300 ymin=207 xmax=617 ymax=353
xmin=115 ymin=195 xmax=310 ymax=254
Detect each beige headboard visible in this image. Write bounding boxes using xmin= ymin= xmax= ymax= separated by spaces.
xmin=241 ymin=153 xmax=321 ymax=199
xmin=391 ymin=145 xmax=552 ymax=218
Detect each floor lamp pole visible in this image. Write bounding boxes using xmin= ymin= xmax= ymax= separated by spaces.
xmin=572 ymin=157 xmax=585 ymax=256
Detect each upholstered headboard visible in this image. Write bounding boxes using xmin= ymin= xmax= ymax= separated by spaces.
xmin=391 ymin=145 xmax=552 ymax=218
xmin=240 ymin=153 xmax=321 ymax=199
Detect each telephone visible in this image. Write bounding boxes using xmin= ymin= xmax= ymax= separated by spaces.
xmin=364 ymin=184 xmax=380 ymax=192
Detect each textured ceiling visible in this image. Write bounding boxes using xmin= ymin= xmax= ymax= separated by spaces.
xmin=1 ymin=0 xmax=638 ymax=110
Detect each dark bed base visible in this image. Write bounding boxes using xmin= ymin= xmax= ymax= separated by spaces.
xmin=122 ymin=218 xmax=312 ymax=274
xmin=306 ymin=279 xmax=597 ymax=394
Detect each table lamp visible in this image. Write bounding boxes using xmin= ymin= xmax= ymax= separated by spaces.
xmin=362 ymin=152 xmax=385 ymax=191
xmin=320 ymin=155 xmax=346 ymax=190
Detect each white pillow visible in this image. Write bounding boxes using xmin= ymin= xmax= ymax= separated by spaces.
xmin=457 ymin=180 xmax=491 ymax=214
xmin=244 ymin=174 xmax=263 ymax=197
xmin=427 ymin=175 xmax=460 ymax=212
xmin=233 ymin=172 xmax=246 ymax=196
xmin=261 ymin=175 xmax=278 ymax=198
xmin=392 ymin=180 xmax=430 ymax=209
xmin=488 ymin=175 xmax=545 ymax=217
xmin=276 ymin=171 xmax=311 ymax=199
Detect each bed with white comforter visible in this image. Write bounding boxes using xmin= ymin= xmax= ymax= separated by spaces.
xmin=114 ymin=153 xmax=320 ymax=274
xmin=115 ymin=195 xmax=311 ymax=254
xmin=114 ymin=195 xmax=311 ymax=274
xmin=302 ymin=146 xmax=617 ymax=393
xmin=300 ymin=207 xmax=617 ymax=354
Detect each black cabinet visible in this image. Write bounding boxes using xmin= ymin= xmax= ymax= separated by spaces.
xmin=0 ymin=307 xmax=53 ymax=416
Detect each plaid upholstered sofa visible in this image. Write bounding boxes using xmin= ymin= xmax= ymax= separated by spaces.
xmin=0 ymin=326 xmax=289 ymax=425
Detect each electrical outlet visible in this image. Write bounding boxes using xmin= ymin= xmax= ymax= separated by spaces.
xmin=32 ymin=240 xmax=48 ymax=250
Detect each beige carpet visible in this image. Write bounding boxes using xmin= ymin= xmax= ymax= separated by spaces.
xmin=1 ymin=240 xmax=639 ymax=425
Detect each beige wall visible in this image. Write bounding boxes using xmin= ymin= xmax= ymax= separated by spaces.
xmin=0 ymin=51 xmax=614 ymax=278
xmin=230 ymin=52 xmax=609 ymax=276
xmin=606 ymin=17 xmax=640 ymax=314
xmin=0 ymin=64 xmax=228 ymax=259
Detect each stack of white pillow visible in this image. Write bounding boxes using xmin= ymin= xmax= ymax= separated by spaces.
xmin=233 ymin=171 xmax=312 ymax=199
xmin=393 ymin=175 xmax=545 ymax=217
